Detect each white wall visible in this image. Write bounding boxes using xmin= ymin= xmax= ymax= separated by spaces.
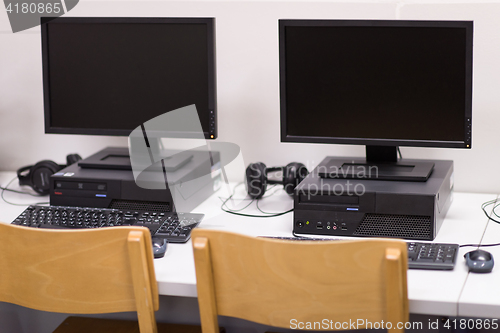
xmin=1 ymin=1 xmax=500 ymax=193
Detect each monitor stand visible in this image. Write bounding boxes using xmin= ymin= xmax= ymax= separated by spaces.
xmin=318 ymin=146 xmax=435 ymax=182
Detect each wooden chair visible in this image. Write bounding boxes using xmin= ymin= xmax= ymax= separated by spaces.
xmin=0 ymin=223 xmax=203 ymax=333
xmin=192 ymin=229 xmax=409 ymax=332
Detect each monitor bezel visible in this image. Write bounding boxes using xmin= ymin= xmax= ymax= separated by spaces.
xmin=41 ymin=17 xmax=217 ymax=139
xmin=279 ymin=19 xmax=473 ymax=149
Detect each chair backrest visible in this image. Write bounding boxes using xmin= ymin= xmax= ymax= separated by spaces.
xmin=0 ymin=223 xmax=159 ymax=333
xmin=192 ymin=229 xmax=408 ymax=333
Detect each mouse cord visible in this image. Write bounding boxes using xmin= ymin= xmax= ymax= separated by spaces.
xmin=459 ymin=242 xmax=500 ymax=248
xmin=481 ymin=198 xmax=500 ymax=224
xmin=461 ymin=198 xmax=500 ymax=247
xmin=220 ymin=183 xmax=293 ymax=218
xmin=1 ymin=176 xmax=49 ymax=206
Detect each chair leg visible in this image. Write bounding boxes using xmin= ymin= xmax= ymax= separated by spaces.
xmin=128 ymin=231 xmax=158 ymax=333
xmin=193 ymin=237 xmax=220 ymax=333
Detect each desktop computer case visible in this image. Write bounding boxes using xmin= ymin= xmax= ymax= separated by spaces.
xmin=293 ymin=157 xmax=454 ymax=241
xmin=49 ymin=148 xmax=221 ymax=213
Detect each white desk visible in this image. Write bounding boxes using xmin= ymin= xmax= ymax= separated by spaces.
xmin=459 ymin=202 xmax=500 ymax=318
xmin=0 ymin=172 xmax=498 ymax=319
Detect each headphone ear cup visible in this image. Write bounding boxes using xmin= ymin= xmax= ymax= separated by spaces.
xmin=245 ymin=162 xmax=267 ymax=199
xmin=283 ymin=162 xmax=309 ymax=196
xmin=28 ymin=160 xmax=62 ymax=195
xmin=66 ymin=154 xmax=82 ymax=166
xmin=17 ymin=165 xmax=34 ymax=186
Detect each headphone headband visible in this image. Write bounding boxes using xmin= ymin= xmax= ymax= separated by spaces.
xmin=17 ymin=165 xmax=33 ymax=186
xmin=245 ymin=162 xmax=308 ymax=199
xmin=265 ymin=166 xmax=284 ymax=173
xmin=16 ymin=154 xmax=82 ymax=195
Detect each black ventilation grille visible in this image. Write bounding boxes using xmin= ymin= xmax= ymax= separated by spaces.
xmin=354 ymin=214 xmax=432 ymax=240
xmin=108 ymin=200 xmax=171 ymax=212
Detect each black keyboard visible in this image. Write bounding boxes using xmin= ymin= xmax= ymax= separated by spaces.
xmin=261 ymin=236 xmax=459 ymax=270
xmin=12 ymin=205 xmax=203 ymax=243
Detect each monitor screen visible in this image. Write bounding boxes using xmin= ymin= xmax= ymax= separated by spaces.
xmin=41 ymin=17 xmax=217 ymax=139
xmin=279 ymin=20 xmax=473 ymax=150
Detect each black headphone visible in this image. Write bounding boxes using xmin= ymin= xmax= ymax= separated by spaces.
xmin=245 ymin=162 xmax=309 ymax=199
xmin=17 ymin=154 xmax=82 ymax=195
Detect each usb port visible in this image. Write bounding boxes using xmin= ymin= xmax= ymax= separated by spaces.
xmin=316 ymin=222 xmax=323 ymax=230
xmin=341 ymin=227 xmax=348 ymax=231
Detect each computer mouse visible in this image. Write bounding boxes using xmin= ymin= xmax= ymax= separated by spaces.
xmin=464 ymin=249 xmax=494 ymax=273
xmin=152 ymin=237 xmax=168 ymax=259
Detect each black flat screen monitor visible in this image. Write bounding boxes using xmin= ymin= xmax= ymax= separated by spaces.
xmin=279 ymin=20 xmax=473 ymax=181
xmin=41 ymin=17 xmax=217 ymax=140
